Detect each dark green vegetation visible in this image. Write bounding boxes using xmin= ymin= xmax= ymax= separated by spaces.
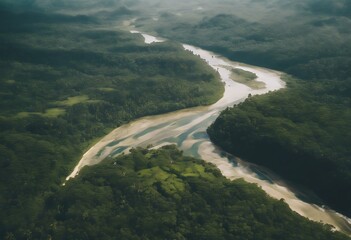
xmin=1 ymin=0 xmax=351 ymax=239
xmin=0 ymin=10 xmax=223 ymax=238
xmin=208 ymin=75 xmax=351 ymax=215
xmin=137 ymin=0 xmax=351 ymax=217
xmin=30 ymin=146 xmax=350 ymax=239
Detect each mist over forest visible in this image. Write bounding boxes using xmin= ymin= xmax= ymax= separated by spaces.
xmin=3 ymin=0 xmax=351 ymax=17
xmin=1 ymin=0 xmax=351 ymax=239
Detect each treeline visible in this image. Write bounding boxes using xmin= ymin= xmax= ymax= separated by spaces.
xmin=0 ymin=10 xmax=223 ymax=238
xmin=208 ymin=76 xmax=351 ymax=216
xmin=146 ymin=0 xmax=351 ymax=216
xmin=24 ymin=146 xmax=350 ymax=239
xmin=151 ymin=12 xmax=351 ymax=81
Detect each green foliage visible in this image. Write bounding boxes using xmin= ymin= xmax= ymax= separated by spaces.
xmin=231 ymin=69 xmax=257 ymax=81
xmin=0 ymin=10 xmax=223 ymax=238
xmin=1 ymin=3 xmax=350 ymax=239
xmin=146 ymin=1 xmax=351 ymax=217
xmin=208 ymin=76 xmax=351 ymax=216
xmin=231 ymin=68 xmax=264 ymax=89
xmin=29 ymin=146 xmax=349 ymax=239
xmin=146 ymin=5 xmax=351 ymax=82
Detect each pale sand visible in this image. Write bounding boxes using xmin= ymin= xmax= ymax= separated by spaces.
xmin=64 ymin=32 xmax=351 ymax=234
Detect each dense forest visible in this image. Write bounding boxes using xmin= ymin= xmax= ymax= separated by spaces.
xmin=26 ymin=146 xmax=351 ymax=239
xmin=139 ymin=0 xmax=351 ymax=216
xmin=0 ymin=9 xmax=223 ymax=238
xmin=1 ymin=0 xmax=351 ymax=239
xmin=208 ymin=76 xmax=351 ymax=216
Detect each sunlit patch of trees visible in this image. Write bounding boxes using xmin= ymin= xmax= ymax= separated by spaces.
xmin=31 ymin=146 xmax=349 ymax=240
xmin=148 ymin=1 xmax=351 ymax=217
xmin=0 ymin=10 xmax=223 ymax=238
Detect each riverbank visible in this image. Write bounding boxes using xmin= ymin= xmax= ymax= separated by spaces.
xmin=64 ymin=31 xmax=351 ymax=234
xmin=0 ymin=15 xmax=225 ymax=238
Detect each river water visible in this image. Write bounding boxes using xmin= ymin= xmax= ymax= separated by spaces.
xmin=66 ymin=32 xmax=351 ymax=234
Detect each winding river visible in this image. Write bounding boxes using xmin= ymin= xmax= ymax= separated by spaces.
xmin=66 ymin=32 xmax=351 ymax=234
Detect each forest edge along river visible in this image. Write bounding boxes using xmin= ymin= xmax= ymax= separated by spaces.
xmin=65 ymin=31 xmax=351 ymax=234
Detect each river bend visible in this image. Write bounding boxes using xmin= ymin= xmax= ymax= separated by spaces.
xmin=66 ymin=32 xmax=351 ymax=234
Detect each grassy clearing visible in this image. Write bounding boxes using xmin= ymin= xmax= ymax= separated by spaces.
xmin=16 ymin=112 xmax=33 ymax=118
xmin=16 ymin=108 xmax=66 ymax=118
xmin=97 ymin=87 xmax=116 ymax=92
xmin=5 ymin=79 xmax=16 ymax=84
xmin=42 ymin=108 xmax=66 ymax=117
xmin=54 ymin=95 xmax=90 ymax=106
xmin=231 ymin=68 xmax=265 ymax=89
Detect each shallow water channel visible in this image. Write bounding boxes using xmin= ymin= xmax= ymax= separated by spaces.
xmin=66 ymin=32 xmax=351 ymax=234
